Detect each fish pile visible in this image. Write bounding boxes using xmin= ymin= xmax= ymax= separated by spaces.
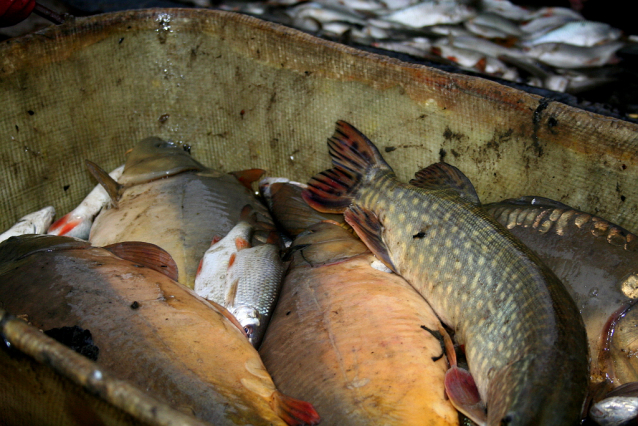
xmin=2 ymin=121 xmax=638 ymax=425
xmin=214 ymin=0 xmax=630 ymax=94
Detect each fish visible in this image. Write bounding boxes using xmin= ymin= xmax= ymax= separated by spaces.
xmin=259 ymin=181 xmax=459 ymax=426
xmin=302 ymin=120 xmax=589 ymax=426
xmin=0 ymin=234 xmax=320 ymax=426
xmin=194 ymin=206 xmax=285 ymax=348
xmin=523 ymin=21 xmax=622 ymax=47
xmin=0 ymin=205 xmax=55 ymax=243
xmin=87 ymin=136 xmax=273 ymax=289
xmin=483 ymin=196 xmax=638 ymax=384
xmin=480 ymin=0 xmax=533 ymax=21
xmin=524 ymin=41 xmax=624 ymax=69
xmin=372 ymin=37 xmax=432 ymax=58
xmin=464 ymin=12 xmax=524 ymax=38
xmin=47 ymin=165 xmax=124 ymax=239
xmin=519 ymin=14 xmax=583 ymax=37
xmin=590 ymin=396 xmax=638 ymax=426
xmin=381 ymin=0 xmax=476 ymax=29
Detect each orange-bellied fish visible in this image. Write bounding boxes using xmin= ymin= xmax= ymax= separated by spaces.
xmin=86 ymin=137 xmax=273 ymax=289
xmin=259 ymin=180 xmax=459 ymax=426
xmin=0 ymin=234 xmax=320 ymax=426
xmin=302 ymin=120 xmax=589 ymax=426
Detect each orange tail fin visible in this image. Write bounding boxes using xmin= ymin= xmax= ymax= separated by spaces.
xmin=271 ymin=390 xmax=321 ymax=426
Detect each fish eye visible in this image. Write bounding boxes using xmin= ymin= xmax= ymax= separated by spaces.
xmin=244 ymin=325 xmax=254 ymax=338
xmin=182 ymin=144 xmax=191 ymax=154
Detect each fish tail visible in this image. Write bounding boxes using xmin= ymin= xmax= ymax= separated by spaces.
xmin=302 ymin=120 xmax=393 ymax=213
xmin=271 ymin=390 xmax=321 ymax=426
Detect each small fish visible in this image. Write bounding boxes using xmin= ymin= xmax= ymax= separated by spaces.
xmin=286 ymin=2 xmax=367 ymax=26
xmin=302 ymin=121 xmax=589 ymax=426
xmin=483 ymin=196 xmax=638 ymax=384
xmin=87 ymin=137 xmax=273 ymax=289
xmin=525 ymin=41 xmax=624 ymax=68
xmin=590 ymin=397 xmax=638 ymax=426
xmin=449 ymin=36 xmax=526 ymax=59
xmin=480 ymin=0 xmax=533 ymax=21
xmin=0 ymin=235 xmax=320 ymax=426
xmin=519 ymin=14 xmax=583 ymax=37
xmin=372 ymin=37 xmax=432 ymax=58
xmin=259 ymin=181 xmax=459 ymax=426
xmin=0 ymin=206 xmax=55 ymax=243
xmin=47 ymin=165 xmax=124 ymax=240
xmin=382 ymin=0 xmax=476 ymax=29
xmin=464 ymin=12 xmax=524 ymax=38
xmin=523 ymin=21 xmax=622 ymax=47
xmin=194 ymin=206 xmax=285 ymax=348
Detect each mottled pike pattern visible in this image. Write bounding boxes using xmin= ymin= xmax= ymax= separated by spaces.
xmin=303 ymin=121 xmax=589 ymax=426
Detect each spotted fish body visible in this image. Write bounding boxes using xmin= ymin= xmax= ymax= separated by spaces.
xmin=303 ymin=121 xmax=589 ymax=426
xmin=484 ymin=196 xmax=638 ymax=385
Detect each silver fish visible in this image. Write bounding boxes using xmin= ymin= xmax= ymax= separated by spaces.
xmin=523 ymin=21 xmax=622 ymax=47
xmin=590 ymin=397 xmax=638 ymax=426
xmin=525 ymin=41 xmax=624 ymax=69
xmin=464 ymin=12 xmax=524 ymax=38
xmin=0 ymin=206 xmax=55 ymax=243
xmin=382 ymin=0 xmax=476 ymax=29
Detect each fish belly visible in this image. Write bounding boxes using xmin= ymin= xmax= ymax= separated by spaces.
xmin=90 ymin=173 xmax=270 ymax=289
xmin=260 ymin=246 xmax=459 ymax=426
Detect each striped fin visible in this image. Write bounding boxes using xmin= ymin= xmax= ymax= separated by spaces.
xmin=271 ymin=390 xmax=321 ymax=426
xmin=410 ymin=162 xmax=480 ymax=205
xmin=302 ymin=121 xmax=393 ymax=213
xmin=344 ymin=205 xmax=396 ymax=273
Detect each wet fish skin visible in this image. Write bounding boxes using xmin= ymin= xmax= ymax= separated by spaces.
xmin=382 ymin=0 xmax=476 ymax=29
xmin=523 ymin=21 xmax=622 ymax=48
xmin=525 ymin=41 xmax=624 ymax=69
xmin=590 ymin=397 xmax=638 ymax=426
xmin=302 ymin=121 xmax=589 ymax=426
xmin=88 ymin=137 xmax=273 ymax=289
xmin=259 ymin=181 xmax=459 ymax=426
xmin=484 ymin=196 xmax=638 ymax=383
xmin=0 ymin=235 xmax=320 ymax=426
xmin=0 ymin=206 xmax=55 ymax=243
xmin=48 ymin=165 xmax=124 ymax=240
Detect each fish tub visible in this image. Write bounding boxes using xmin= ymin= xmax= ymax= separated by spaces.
xmin=1 ymin=8 xmax=637 ymax=425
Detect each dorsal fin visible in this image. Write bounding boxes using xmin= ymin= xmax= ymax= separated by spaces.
xmin=103 ymin=241 xmax=179 ymax=282
xmin=410 ymin=162 xmax=480 ymax=205
xmin=85 ymin=160 xmax=122 ymax=208
xmin=229 ymin=169 xmax=266 ymax=191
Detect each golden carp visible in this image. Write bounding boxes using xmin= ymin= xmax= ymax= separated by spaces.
xmin=484 ymin=196 xmax=638 ymax=385
xmin=0 ymin=235 xmax=320 ymax=426
xmin=302 ymin=121 xmax=589 ymax=426
xmin=87 ymin=137 xmax=273 ymax=289
xmin=259 ymin=181 xmax=459 ymax=426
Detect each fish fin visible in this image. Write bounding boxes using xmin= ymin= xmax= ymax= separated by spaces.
xmin=224 ymin=277 xmax=240 ymax=308
xmin=85 ymin=160 xmax=122 ymax=208
xmin=498 ymin=196 xmax=571 ymax=209
xmin=271 ymin=390 xmax=321 ymax=426
xmin=230 ymin=169 xmax=266 ymax=191
xmin=344 ymin=205 xmax=397 ymax=273
xmin=410 ymin=163 xmax=480 ymax=205
xmin=235 ymin=238 xmax=251 ymax=250
xmin=103 ymin=242 xmax=179 ymax=282
xmin=204 ymin=298 xmax=248 ymax=337
xmin=445 ymin=366 xmax=487 ymax=426
xmin=47 ymin=213 xmax=83 ymax=236
xmin=239 ymin=204 xmax=257 ymax=224
xmin=302 ymin=121 xmax=393 ymax=213
xmin=607 ymin=381 xmax=638 ymax=398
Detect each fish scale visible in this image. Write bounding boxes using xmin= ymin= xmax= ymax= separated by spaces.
xmin=303 ymin=121 xmax=589 ymax=426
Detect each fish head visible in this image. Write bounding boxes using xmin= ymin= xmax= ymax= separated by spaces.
xmin=119 ymin=137 xmax=207 ymax=185
xmin=229 ymin=305 xmax=262 ymax=347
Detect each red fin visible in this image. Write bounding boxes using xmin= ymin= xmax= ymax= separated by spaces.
xmin=344 ymin=205 xmax=396 ymax=273
xmin=271 ymin=390 xmax=321 ymax=426
xmin=410 ymin=163 xmax=480 ymax=205
xmin=211 ymin=235 xmax=222 ymax=246
xmin=239 ymin=204 xmax=256 ymax=224
xmin=103 ymin=242 xmax=179 ymax=282
xmin=48 ymin=213 xmax=81 ymax=236
xmin=230 ymin=169 xmax=265 ymax=191
xmin=265 ymin=230 xmax=281 ymax=245
xmin=235 ymin=238 xmax=251 ymax=250
xmin=228 ymin=253 xmax=237 ymax=267
xmin=196 ymin=258 xmax=204 ymax=277
xmin=302 ymin=121 xmax=393 ymax=213
xmin=445 ymin=366 xmax=487 ymax=426
xmin=85 ymin=160 xmax=122 ymax=208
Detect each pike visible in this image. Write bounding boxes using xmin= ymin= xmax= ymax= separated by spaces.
xmin=302 ymin=121 xmax=589 ymax=426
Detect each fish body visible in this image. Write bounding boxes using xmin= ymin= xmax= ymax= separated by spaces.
xmin=0 ymin=206 xmax=55 ymax=243
xmin=194 ymin=217 xmax=285 ymax=347
xmin=0 ymin=235 xmax=319 ymax=426
xmin=48 ymin=165 xmax=124 ymax=240
xmin=259 ymin=181 xmax=459 ymax=426
xmin=382 ymin=0 xmax=476 ymax=29
xmin=523 ymin=21 xmax=622 ymax=47
xmin=302 ymin=121 xmax=589 ymax=426
xmin=88 ymin=137 xmax=272 ymax=289
xmin=525 ymin=41 xmax=623 ymax=68
xmin=464 ymin=12 xmax=524 ymax=38
xmin=590 ymin=397 xmax=638 ymax=426
xmin=484 ymin=196 xmax=638 ymax=384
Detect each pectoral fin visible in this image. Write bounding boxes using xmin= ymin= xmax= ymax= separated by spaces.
xmin=230 ymin=169 xmax=265 ymax=191
xmin=344 ymin=205 xmax=396 ymax=273
xmin=103 ymin=242 xmax=178 ymax=282
xmin=445 ymin=366 xmax=487 ymax=426
xmin=85 ymin=160 xmax=122 ymax=208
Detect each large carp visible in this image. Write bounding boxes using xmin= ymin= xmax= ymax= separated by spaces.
xmin=87 ymin=137 xmax=273 ymax=289
xmin=0 ymin=235 xmax=320 ymax=426
xmin=484 ymin=196 xmax=638 ymax=386
xmin=302 ymin=121 xmax=589 ymax=426
xmin=259 ymin=180 xmax=459 ymax=426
